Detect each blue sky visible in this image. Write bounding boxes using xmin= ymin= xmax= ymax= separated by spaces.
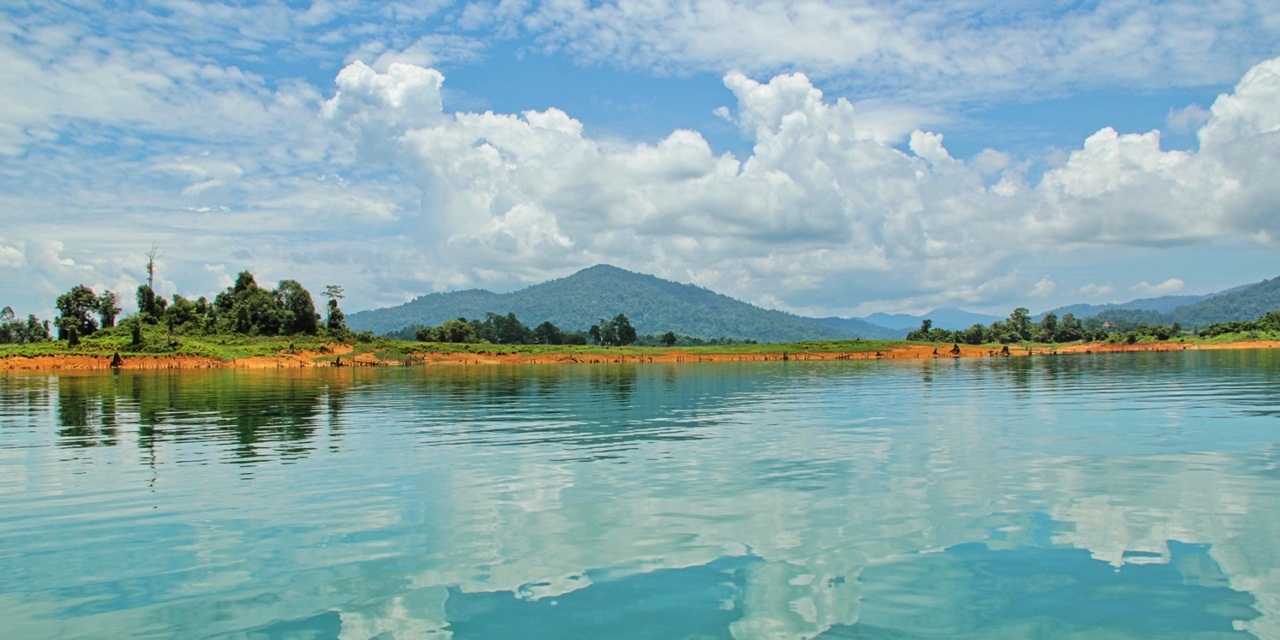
xmin=2 ymin=1 xmax=1278 ymax=321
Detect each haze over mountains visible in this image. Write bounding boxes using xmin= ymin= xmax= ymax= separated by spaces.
xmin=348 ymin=265 xmax=1280 ymax=342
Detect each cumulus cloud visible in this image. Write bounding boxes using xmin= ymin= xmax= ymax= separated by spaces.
xmin=0 ymin=241 xmax=24 ymax=269
xmin=1079 ymin=283 xmax=1116 ymax=298
xmin=325 ymin=62 xmax=1034 ymax=300
xmin=321 ymin=55 xmax=1280 ymax=310
xmin=1132 ymin=278 xmax=1186 ymax=296
xmin=7 ymin=2 xmax=1280 ymax=317
xmin=1167 ymin=104 xmax=1211 ymax=134
xmin=1029 ymin=276 xmax=1056 ymax=299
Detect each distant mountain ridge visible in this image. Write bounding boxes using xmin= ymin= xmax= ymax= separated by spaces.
xmin=1043 ymin=278 xmax=1278 ymax=328
xmin=1038 ymin=294 xmax=1215 ymax=320
xmin=348 ymin=265 xmax=1280 ymax=342
xmin=859 ymin=308 xmax=1004 ymax=333
xmin=348 ymin=265 xmax=850 ymax=342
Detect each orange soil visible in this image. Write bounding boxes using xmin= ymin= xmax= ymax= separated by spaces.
xmin=0 ymin=346 xmax=354 ymax=371
xmin=5 ymin=340 xmax=1276 ymax=371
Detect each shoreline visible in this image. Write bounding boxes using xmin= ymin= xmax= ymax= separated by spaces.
xmin=3 ymin=340 xmax=1277 ymax=371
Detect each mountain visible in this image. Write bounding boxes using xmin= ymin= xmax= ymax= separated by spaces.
xmin=1067 ymin=278 xmax=1280 ymax=328
xmin=1039 ymin=294 xmax=1213 ymax=320
xmin=809 ymin=316 xmax=904 ymax=340
xmin=1168 ymin=277 xmax=1280 ymax=327
xmin=860 ymin=307 xmax=1004 ymax=333
xmin=347 ymin=264 xmax=851 ymax=342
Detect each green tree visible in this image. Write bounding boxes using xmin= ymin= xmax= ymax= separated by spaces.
xmin=488 ymin=312 xmax=530 ymax=344
xmin=56 ymin=285 xmax=100 ymax=340
xmin=322 ymin=285 xmax=347 ymax=336
xmin=661 ymin=331 xmax=678 ymax=346
xmin=212 ymin=271 xmax=294 ymax=336
xmin=1008 ymin=307 xmax=1032 ymax=341
xmin=0 ymin=306 xmax=15 ymax=343
xmin=136 ymin=284 xmax=160 ymax=322
xmin=907 ymin=319 xmax=933 ymax=341
xmin=435 ymin=318 xmax=478 ymax=343
xmin=96 ymin=291 xmax=121 ymax=329
xmin=276 ymin=280 xmax=318 ymax=335
xmin=1035 ymin=312 xmax=1058 ymax=343
xmin=165 ymin=294 xmax=202 ymax=330
xmin=1055 ymin=313 xmax=1085 ymax=342
xmin=610 ymin=314 xmax=637 ymax=346
xmin=28 ymin=314 xmax=51 ymax=342
xmin=533 ymin=321 xmax=564 ymax=345
xmin=959 ymin=324 xmax=985 ymax=345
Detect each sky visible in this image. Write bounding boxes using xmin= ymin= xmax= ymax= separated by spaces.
xmin=2 ymin=1 xmax=1279 ymax=322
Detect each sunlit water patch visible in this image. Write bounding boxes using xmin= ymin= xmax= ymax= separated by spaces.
xmin=2 ymin=350 xmax=1279 ymax=638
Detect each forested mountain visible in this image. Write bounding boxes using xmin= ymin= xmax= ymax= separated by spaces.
xmin=1040 ymin=294 xmax=1213 ymax=320
xmin=1167 ymin=277 xmax=1280 ymax=327
xmin=348 ymin=266 xmax=1280 ymax=342
xmin=347 ymin=265 xmax=849 ymax=342
xmin=808 ymin=316 xmax=904 ymax=340
xmin=1084 ymin=277 xmax=1280 ymax=328
xmin=860 ymin=308 xmax=1004 ymax=333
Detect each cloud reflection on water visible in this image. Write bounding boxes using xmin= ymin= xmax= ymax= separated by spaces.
xmin=1 ymin=351 xmax=1278 ymax=638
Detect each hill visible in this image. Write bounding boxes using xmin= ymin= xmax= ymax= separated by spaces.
xmin=809 ymin=316 xmax=904 ymax=340
xmin=1168 ymin=277 xmax=1280 ymax=327
xmin=860 ymin=307 xmax=1004 ymax=334
xmin=1077 ymin=277 xmax=1280 ymax=328
xmin=1039 ymin=294 xmax=1212 ymax=320
xmin=347 ymin=265 xmax=851 ymax=342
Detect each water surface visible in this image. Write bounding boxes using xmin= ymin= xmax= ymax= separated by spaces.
xmin=2 ymin=350 xmax=1279 ymax=638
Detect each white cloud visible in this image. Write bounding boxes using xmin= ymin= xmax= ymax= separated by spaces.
xmin=522 ymin=0 xmax=1280 ymax=104
xmin=1131 ymin=278 xmax=1186 ymax=296
xmin=1029 ymin=276 xmax=1056 ymax=299
xmin=1079 ymin=283 xmax=1116 ymax=298
xmin=319 ymin=55 xmax=1280 ymax=312
xmin=1167 ymin=104 xmax=1211 ymax=134
xmin=324 ymin=62 xmax=1030 ymax=302
xmin=362 ymin=34 xmax=488 ymax=71
xmin=4 ymin=2 xmax=1280 ymax=318
xmin=0 ymin=241 xmax=24 ymax=269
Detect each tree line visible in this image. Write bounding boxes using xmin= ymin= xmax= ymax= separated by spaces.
xmin=1 ymin=249 xmax=351 ymax=345
xmin=906 ymin=307 xmax=1192 ymax=345
xmin=407 ymin=312 xmax=645 ymax=346
xmin=1196 ymin=311 xmax=1280 ymax=338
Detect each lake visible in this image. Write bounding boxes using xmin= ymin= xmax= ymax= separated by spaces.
xmin=2 ymin=350 xmax=1279 ymax=639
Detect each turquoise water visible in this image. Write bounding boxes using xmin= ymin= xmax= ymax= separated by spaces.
xmin=2 ymin=350 xmax=1279 ymax=639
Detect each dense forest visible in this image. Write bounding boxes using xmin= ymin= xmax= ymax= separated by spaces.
xmin=347 ymin=264 xmax=847 ymax=342
xmin=386 ymin=311 xmax=759 ymax=347
xmin=1073 ymin=276 xmax=1280 ymax=329
xmin=1 ymin=266 xmax=353 ymax=347
xmin=906 ymin=307 xmax=1186 ymax=345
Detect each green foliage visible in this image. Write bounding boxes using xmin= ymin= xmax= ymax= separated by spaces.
xmin=200 ymin=271 xmax=321 ymax=337
xmin=0 ymin=307 xmax=51 ymax=344
xmin=415 ymin=318 xmax=479 ymax=343
xmin=611 ymin=314 xmax=637 ymax=346
xmin=1197 ymin=310 xmax=1280 ymax=339
xmin=347 ymin=264 xmax=847 ymax=342
xmin=136 ymin=284 xmax=160 ymax=322
xmin=908 ymin=306 xmax=1178 ymax=346
xmin=533 ymin=321 xmax=565 ymax=345
xmin=1008 ymin=307 xmax=1032 ymax=341
xmin=56 ymin=284 xmax=100 ymax=339
xmin=277 ymin=279 xmax=319 ymax=335
xmin=97 ymin=290 xmax=121 ymax=328
xmin=1054 ymin=277 xmax=1280 ymax=331
xmin=1170 ymin=277 xmax=1280 ymax=327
